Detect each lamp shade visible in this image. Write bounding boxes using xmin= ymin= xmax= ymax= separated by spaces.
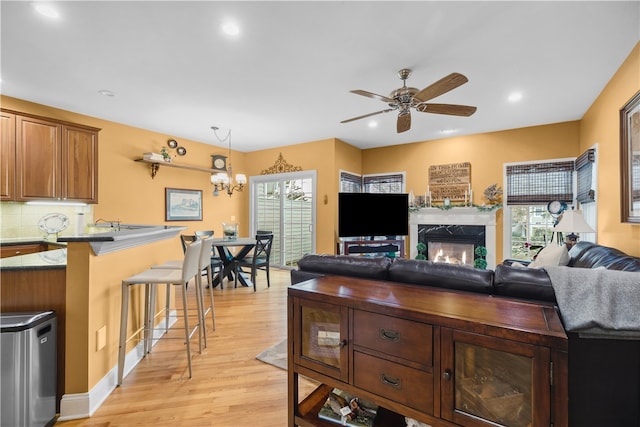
xmin=553 ymin=209 xmax=595 ymax=233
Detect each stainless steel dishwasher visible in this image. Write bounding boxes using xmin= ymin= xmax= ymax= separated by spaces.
xmin=1 ymin=311 xmax=57 ymax=427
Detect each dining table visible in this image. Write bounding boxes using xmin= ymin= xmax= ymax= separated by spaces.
xmin=210 ymin=237 xmax=256 ymax=288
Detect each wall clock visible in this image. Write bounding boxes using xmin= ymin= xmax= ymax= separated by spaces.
xmin=547 ymin=200 xmax=568 ymax=216
xmin=211 ymin=155 xmax=227 ymax=172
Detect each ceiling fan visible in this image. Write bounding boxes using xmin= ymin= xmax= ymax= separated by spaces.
xmin=341 ymin=69 xmax=477 ymax=133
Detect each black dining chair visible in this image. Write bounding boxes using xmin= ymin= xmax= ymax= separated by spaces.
xmin=194 ymin=230 xmax=225 ymax=284
xmin=234 ymin=233 xmax=274 ymax=291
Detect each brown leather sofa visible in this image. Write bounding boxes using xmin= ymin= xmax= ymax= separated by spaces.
xmin=291 ymin=241 xmax=640 ymax=427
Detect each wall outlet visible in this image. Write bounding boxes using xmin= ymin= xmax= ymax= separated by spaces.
xmin=96 ymin=325 xmax=107 ymax=351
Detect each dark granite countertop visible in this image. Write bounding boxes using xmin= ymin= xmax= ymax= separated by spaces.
xmin=0 ymin=237 xmax=66 ymax=247
xmin=0 ymin=248 xmax=66 ymax=271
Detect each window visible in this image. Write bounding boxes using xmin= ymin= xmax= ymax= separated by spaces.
xmin=339 ymin=171 xmax=405 ymax=194
xmin=504 ymin=153 xmax=597 ymax=260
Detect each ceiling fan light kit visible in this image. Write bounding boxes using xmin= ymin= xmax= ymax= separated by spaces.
xmin=342 ymin=68 xmax=477 ymax=133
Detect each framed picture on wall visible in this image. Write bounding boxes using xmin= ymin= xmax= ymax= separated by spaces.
xmin=165 ymin=188 xmax=203 ymax=221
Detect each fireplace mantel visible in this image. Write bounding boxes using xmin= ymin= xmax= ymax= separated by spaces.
xmin=409 ymin=207 xmax=497 ymax=269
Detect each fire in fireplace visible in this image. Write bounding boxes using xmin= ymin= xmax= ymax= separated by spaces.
xmin=419 ymin=224 xmax=485 ymax=266
xmin=428 ymin=242 xmax=475 ymax=266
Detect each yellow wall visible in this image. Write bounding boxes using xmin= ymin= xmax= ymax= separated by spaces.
xmin=580 ymin=42 xmax=640 ymax=256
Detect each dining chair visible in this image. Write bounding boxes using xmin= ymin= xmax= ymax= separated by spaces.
xmin=234 ymin=233 xmax=274 ymax=291
xmin=118 ymin=239 xmax=202 ymax=385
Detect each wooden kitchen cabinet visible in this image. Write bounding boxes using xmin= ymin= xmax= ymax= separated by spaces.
xmin=1 ymin=109 xmax=99 ymax=203
xmin=0 ymin=111 xmax=16 ymax=200
xmin=288 ymin=276 xmax=568 ymax=427
xmin=60 ymin=123 xmax=98 ymax=202
xmin=0 ymin=243 xmax=45 ymax=258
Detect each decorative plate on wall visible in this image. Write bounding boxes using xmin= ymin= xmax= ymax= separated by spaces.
xmin=38 ymin=213 xmax=70 ymax=234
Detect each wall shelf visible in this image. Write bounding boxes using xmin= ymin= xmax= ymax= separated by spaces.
xmin=135 ymin=158 xmax=215 ymax=179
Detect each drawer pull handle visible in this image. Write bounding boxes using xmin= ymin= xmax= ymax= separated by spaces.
xmin=380 ymin=374 xmax=402 ymax=388
xmin=443 ymin=369 xmax=452 ymax=381
xmin=379 ymin=329 xmax=400 ymax=341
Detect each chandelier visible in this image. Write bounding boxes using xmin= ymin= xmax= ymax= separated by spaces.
xmin=210 ymin=126 xmax=247 ymax=196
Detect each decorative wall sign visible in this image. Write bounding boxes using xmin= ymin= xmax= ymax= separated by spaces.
xmin=428 ymin=162 xmax=471 ymax=202
xmin=261 ymin=152 xmax=302 ymax=175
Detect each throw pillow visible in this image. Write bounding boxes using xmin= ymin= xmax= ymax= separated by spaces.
xmin=528 ymin=244 xmax=570 ymax=268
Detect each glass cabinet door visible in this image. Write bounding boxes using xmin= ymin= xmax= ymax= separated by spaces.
xmin=294 ymin=298 xmax=348 ymax=381
xmin=442 ymin=329 xmax=550 ymax=427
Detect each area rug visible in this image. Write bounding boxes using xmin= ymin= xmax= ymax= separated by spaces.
xmin=256 ymin=339 xmax=287 ymax=370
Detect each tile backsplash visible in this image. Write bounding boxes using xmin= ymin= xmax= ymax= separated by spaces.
xmin=0 ymin=202 xmax=94 ymax=239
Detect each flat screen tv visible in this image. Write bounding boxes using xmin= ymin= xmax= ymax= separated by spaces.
xmin=338 ymin=192 xmax=409 ymax=238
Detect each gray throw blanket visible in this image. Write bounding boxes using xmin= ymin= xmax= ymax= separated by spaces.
xmin=544 ymin=266 xmax=640 ymax=339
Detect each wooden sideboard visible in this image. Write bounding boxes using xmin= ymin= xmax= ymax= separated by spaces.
xmin=288 ymin=276 xmax=568 ymax=427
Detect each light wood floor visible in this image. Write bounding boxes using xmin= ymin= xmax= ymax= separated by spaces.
xmin=55 ymin=268 xmax=317 ymax=427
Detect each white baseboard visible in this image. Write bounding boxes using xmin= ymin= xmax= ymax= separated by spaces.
xmin=58 ymin=313 xmax=177 ymax=421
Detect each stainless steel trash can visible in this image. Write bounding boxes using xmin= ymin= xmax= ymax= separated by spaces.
xmin=1 ymin=311 xmax=57 ymax=427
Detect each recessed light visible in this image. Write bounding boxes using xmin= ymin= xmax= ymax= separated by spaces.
xmin=32 ymin=2 xmax=60 ymax=19
xmin=508 ymin=92 xmax=523 ymax=102
xmin=368 ymin=120 xmax=378 ymax=128
xmin=98 ymin=89 xmax=115 ymax=97
xmin=222 ymin=22 xmax=240 ymax=36
xmin=440 ymin=129 xmax=458 ymax=135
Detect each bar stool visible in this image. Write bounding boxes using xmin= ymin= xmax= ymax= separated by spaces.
xmin=153 ymin=237 xmax=216 ymax=345
xmin=117 ymin=239 xmax=202 ymax=385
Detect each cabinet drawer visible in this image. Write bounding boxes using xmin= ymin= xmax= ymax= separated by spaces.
xmin=0 ymin=244 xmax=44 ymax=258
xmin=353 ymin=351 xmax=433 ymax=414
xmin=353 ymin=310 xmax=433 ymax=366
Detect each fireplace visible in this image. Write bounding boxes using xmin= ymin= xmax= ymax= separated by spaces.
xmin=409 ymin=208 xmax=497 ymax=269
xmin=419 ymin=224 xmax=485 ymax=267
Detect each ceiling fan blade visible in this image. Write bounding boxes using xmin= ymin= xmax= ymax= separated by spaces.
xmin=397 ymin=113 xmax=411 ymax=133
xmin=341 ymin=108 xmax=395 ymax=123
xmin=350 ymin=90 xmax=395 ymax=103
xmin=414 ymin=72 xmax=469 ymax=102
xmin=416 ymin=103 xmax=477 ymax=116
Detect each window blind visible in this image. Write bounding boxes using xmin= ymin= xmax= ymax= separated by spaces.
xmin=363 ymin=174 xmax=404 ymax=193
xmin=506 ymin=161 xmax=574 ymax=205
xmin=576 ymin=148 xmax=595 ymax=204
xmin=339 ymin=171 xmax=362 ymax=193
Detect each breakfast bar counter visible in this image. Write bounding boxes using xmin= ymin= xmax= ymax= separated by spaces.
xmin=1 ymin=224 xmax=187 ymax=419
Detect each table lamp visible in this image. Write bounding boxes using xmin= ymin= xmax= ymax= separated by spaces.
xmin=553 ymin=208 xmax=595 ymax=248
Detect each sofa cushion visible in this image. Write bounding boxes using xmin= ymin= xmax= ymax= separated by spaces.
xmin=296 ymin=254 xmax=392 ymax=280
xmin=528 ymin=244 xmax=570 ymax=268
xmin=388 ymin=258 xmax=494 ymax=294
xmin=494 ymin=264 xmax=557 ymax=303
